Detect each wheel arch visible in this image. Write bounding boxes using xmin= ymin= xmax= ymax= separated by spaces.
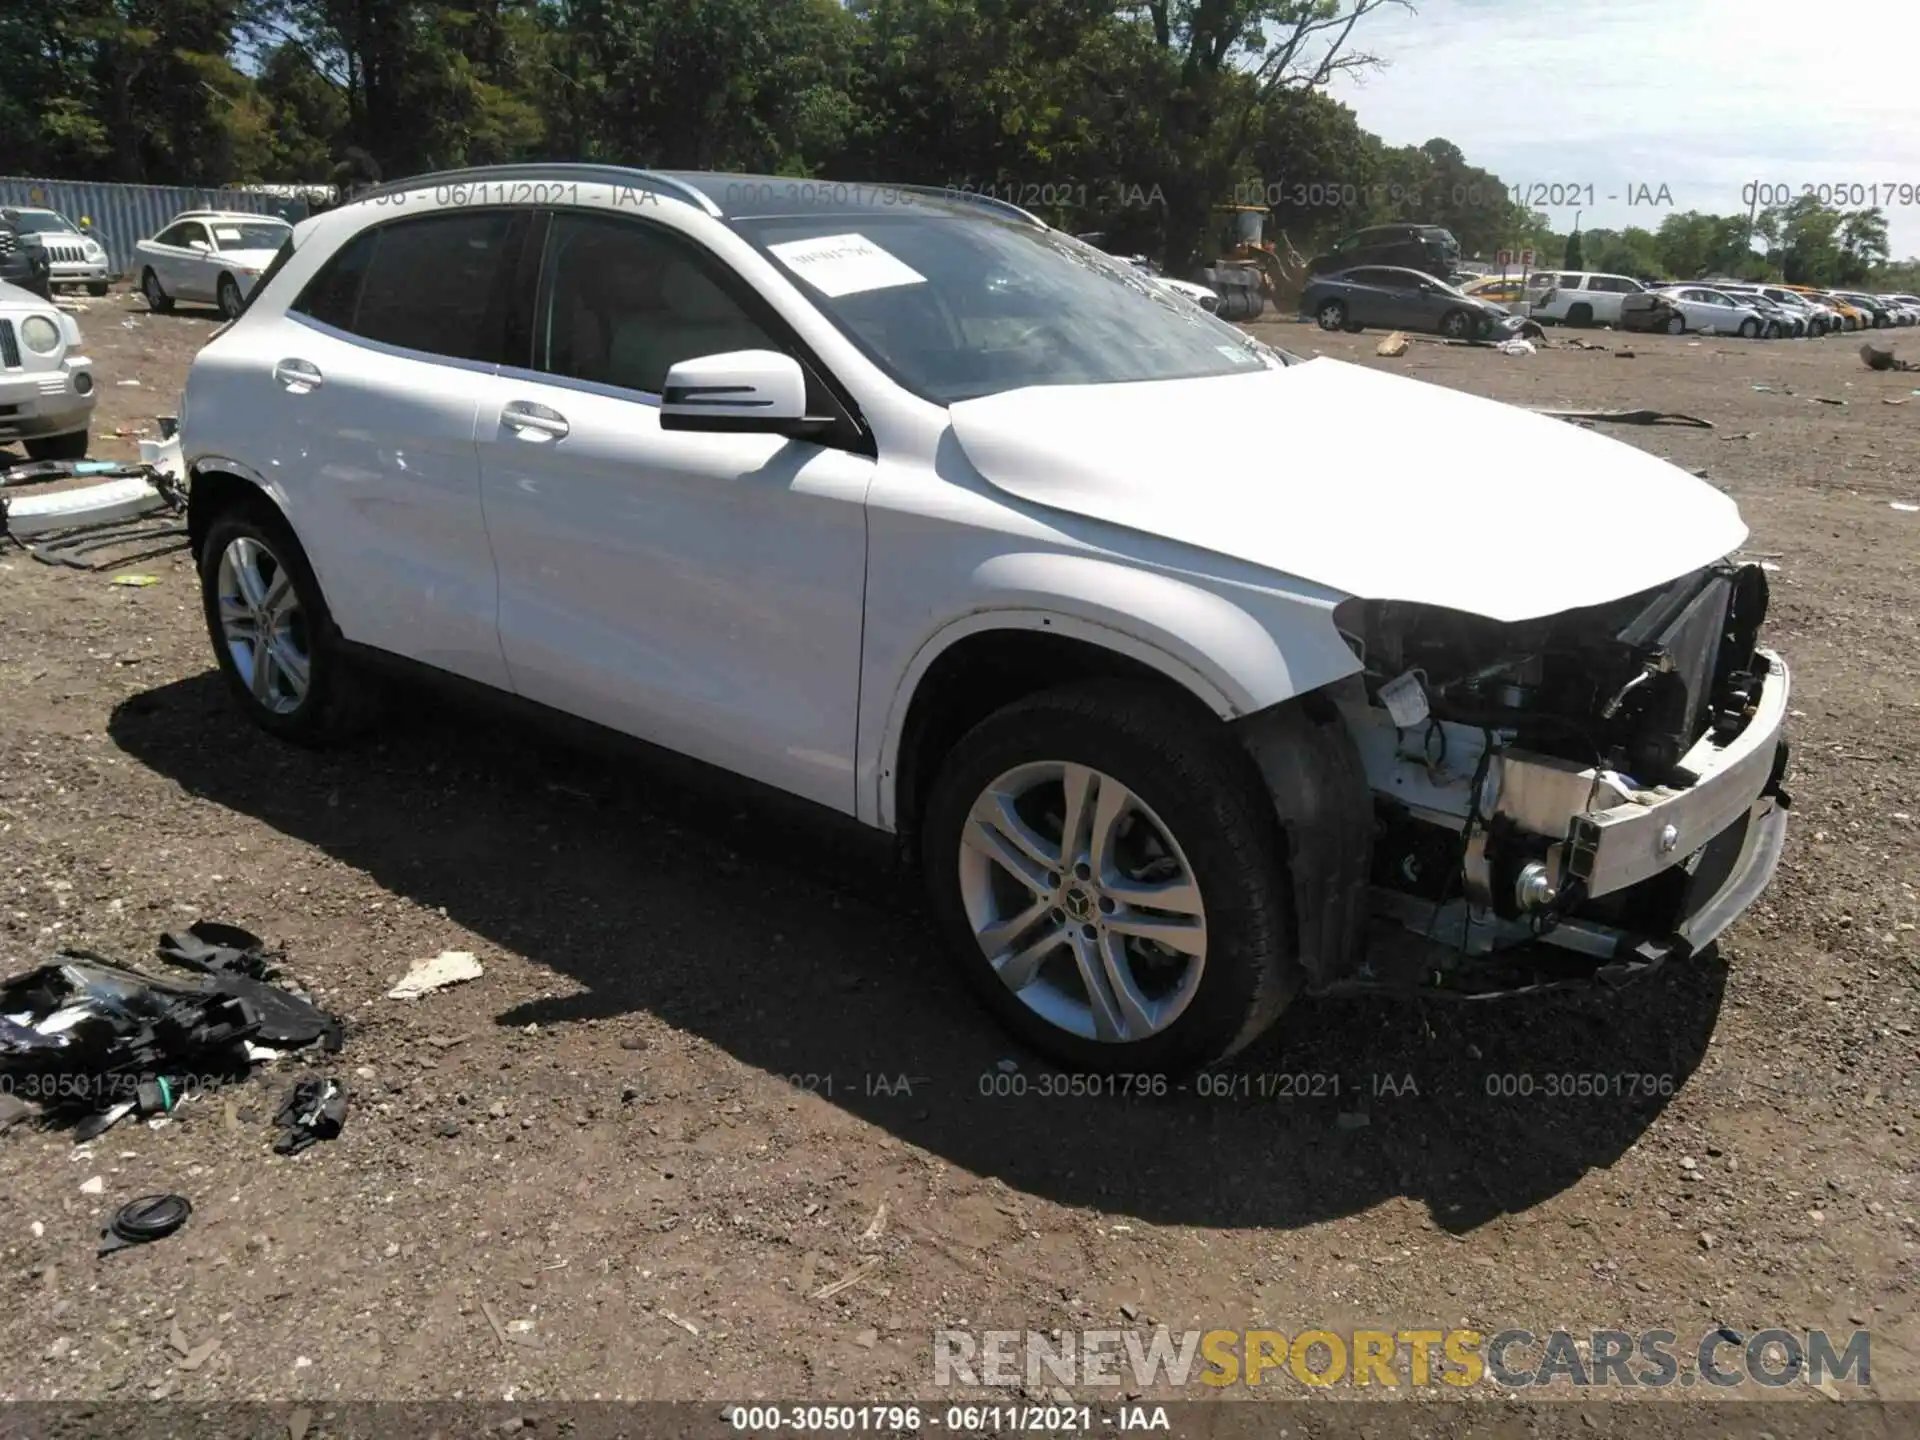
xmin=186 ymin=456 xmax=292 ymax=561
xmin=870 ymin=553 xmax=1361 ymax=839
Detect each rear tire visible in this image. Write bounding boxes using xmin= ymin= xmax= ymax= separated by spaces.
xmin=1739 ymin=317 xmax=1761 ymax=338
xmin=23 ymin=430 xmax=88 ymax=462
xmin=920 ymin=680 xmax=1299 ymax=1075
xmin=198 ymin=498 xmax=378 ymax=746
xmin=141 ymin=268 xmax=173 ymax=314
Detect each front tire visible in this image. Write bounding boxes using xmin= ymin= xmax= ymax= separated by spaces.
xmin=1440 ymin=308 xmax=1473 ymax=339
xmin=86 ymin=281 xmax=109 ymax=297
xmin=921 ymin=680 xmax=1299 ymax=1074
xmin=198 ymin=500 xmax=375 ymax=745
xmin=23 ymin=430 xmax=88 ymax=462
xmin=141 ymin=268 xmax=174 ymax=313
xmin=1665 ymin=314 xmax=1686 ymax=335
xmin=217 ymin=273 xmax=243 ymax=320
xmin=1316 ymin=299 xmax=1348 ymax=331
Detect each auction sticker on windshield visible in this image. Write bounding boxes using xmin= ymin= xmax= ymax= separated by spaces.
xmin=768 ymin=233 xmax=927 ymax=297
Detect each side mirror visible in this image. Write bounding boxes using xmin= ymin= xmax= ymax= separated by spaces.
xmin=660 ymin=350 xmax=812 ymax=436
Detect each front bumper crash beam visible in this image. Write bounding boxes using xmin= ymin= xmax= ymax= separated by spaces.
xmin=1329 ymin=651 xmax=1791 ymax=1000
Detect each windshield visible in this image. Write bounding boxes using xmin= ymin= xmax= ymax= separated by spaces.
xmin=209 ymin=220 xmax=291 ymax=251
xmin=736 ymin=213 xmax=1288 ymax=404
xmin=11 ymin=210 xmax=76 ymax=235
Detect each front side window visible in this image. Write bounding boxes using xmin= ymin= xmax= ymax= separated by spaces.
xmin=161 ymin=222 xmax=211 ymax=249
xmin=533 ymin=212 xmax=779 ymax=395
xmin=291 ymin=210 xmax=526 ymax=364
xmin=737 ymin=211 xmax=1280 ymax=405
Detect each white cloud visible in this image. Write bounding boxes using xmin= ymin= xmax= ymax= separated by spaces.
xmin=1325 ymin=0 xmax=1920 ymax=259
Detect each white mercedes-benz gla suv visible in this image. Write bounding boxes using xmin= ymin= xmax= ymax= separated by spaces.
xmin=180 ymin=165 xmax=1791 ymax=1073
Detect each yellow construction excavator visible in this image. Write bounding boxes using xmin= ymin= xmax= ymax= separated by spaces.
xmin=1197 ymin=205 xmax=1301 ymax=320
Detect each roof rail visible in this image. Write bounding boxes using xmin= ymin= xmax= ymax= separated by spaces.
xmin=348 ymin=163 xmax=724 ymax=217
xmin=887 ymin=183 xmax=1048 ymax=230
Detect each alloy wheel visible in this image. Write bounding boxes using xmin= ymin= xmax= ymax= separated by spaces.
xmin=216 ymin=535 xmax=311 ymax=714
xmin=956 ymin=761 xmax=1207 ymax=1044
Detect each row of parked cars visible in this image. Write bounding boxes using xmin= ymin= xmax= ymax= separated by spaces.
xmin=1 ymin=204 xmax=297 ymax=465
xmin=0 ymin=203 xmax=295 ymax=319
xmin=1299 ymin=256 xmax=1919 ymax=343
xmin=1492 ymin=269 xmax=1918 ymax=338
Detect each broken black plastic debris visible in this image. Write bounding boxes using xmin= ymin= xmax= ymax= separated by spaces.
xmin=73 ymin=1100 xmax=134 ymax=1142
xmin=273 ymin=1076 xmax=348 ymax=1156
xmin=99 ymin=1193 xmax=191 ymax=1256
xmin=156 ymin=921 xmax=282 ymax=981
xmin=1 ymin=926 xmax=346 ymax=1136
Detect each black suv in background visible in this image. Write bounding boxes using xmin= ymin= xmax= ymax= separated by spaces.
xmin=1307 ymin=223 xmax=1461 ymax=281
xmin=0 ymin=210 xmax=54 ymax=298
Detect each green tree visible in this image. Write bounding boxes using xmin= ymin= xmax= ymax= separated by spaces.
xmin=1128 ymin=0 xmax=1412 ymax=270
xmin=1562 ymin=228 xmax=1583 ymax=270
xmin=1837 ymin=207 xmax=1890 ymax=282
xmin=1756 ymin=195 xmax=1843 ymax=284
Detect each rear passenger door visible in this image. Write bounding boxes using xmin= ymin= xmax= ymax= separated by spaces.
xmin=265 ymin=207 xmax=533 ymax=688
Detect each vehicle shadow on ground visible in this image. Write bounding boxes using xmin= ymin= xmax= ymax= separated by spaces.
xmin=110 ymin=672 xmax=1728 ymax=1235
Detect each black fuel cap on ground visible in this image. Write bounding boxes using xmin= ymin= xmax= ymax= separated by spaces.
xmin=98 ymin=1193 xmax=191 ymax=1256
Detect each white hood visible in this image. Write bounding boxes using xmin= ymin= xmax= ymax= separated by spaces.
xmin=948 ymin=358 xmax=1748 ymax=623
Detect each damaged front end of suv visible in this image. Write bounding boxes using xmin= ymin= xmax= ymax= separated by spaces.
xmin=1322 ymin=560 xmax=1790 ymax=996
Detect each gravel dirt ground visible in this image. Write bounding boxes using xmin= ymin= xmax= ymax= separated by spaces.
xmin=1 ymin=288 xmax=1916 ymax=1416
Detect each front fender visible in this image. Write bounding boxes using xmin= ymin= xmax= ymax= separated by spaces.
xmin=862 ymin=550 xmax=1362 ymax=829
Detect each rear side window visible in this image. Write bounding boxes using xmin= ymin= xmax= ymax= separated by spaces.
xmin=236 ymin=237 xmax=297 ymax=318
xmin=293 ymin=230 xmax=375 ymax=330
xmin=290 ymin=210 xmax=527 ymax=364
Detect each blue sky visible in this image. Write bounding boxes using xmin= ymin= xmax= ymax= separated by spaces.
xmin=1324 ymin=0 xmax=1920 ymax=260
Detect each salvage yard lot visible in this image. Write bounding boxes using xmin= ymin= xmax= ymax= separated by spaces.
xmin=1 ymin=290 xmax=1917 ymax=1404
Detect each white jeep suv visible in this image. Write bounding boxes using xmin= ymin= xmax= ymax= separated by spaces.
xmin=179 ymin=165 xmax=1792 ymax=1073
xmin=0 ymin=280 xmax=95 ymax=460
xmin=2 ymin=207 xmax=112 ymax=295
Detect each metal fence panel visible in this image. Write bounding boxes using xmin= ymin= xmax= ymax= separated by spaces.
xmin=0 ymin=177 xmax=312 ymax=277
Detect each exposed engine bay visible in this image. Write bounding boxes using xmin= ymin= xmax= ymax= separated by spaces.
xmin=1312 ymin=561 xmax=1791 ymax=997
xmin=1337 ymin=561 xmax=1772 ymax=785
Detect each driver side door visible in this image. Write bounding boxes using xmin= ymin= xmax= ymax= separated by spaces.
xmin=151 ymin=221 xmax=210 ymax=299
xmin=473 ymin=208 xmax=877 ymax=813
